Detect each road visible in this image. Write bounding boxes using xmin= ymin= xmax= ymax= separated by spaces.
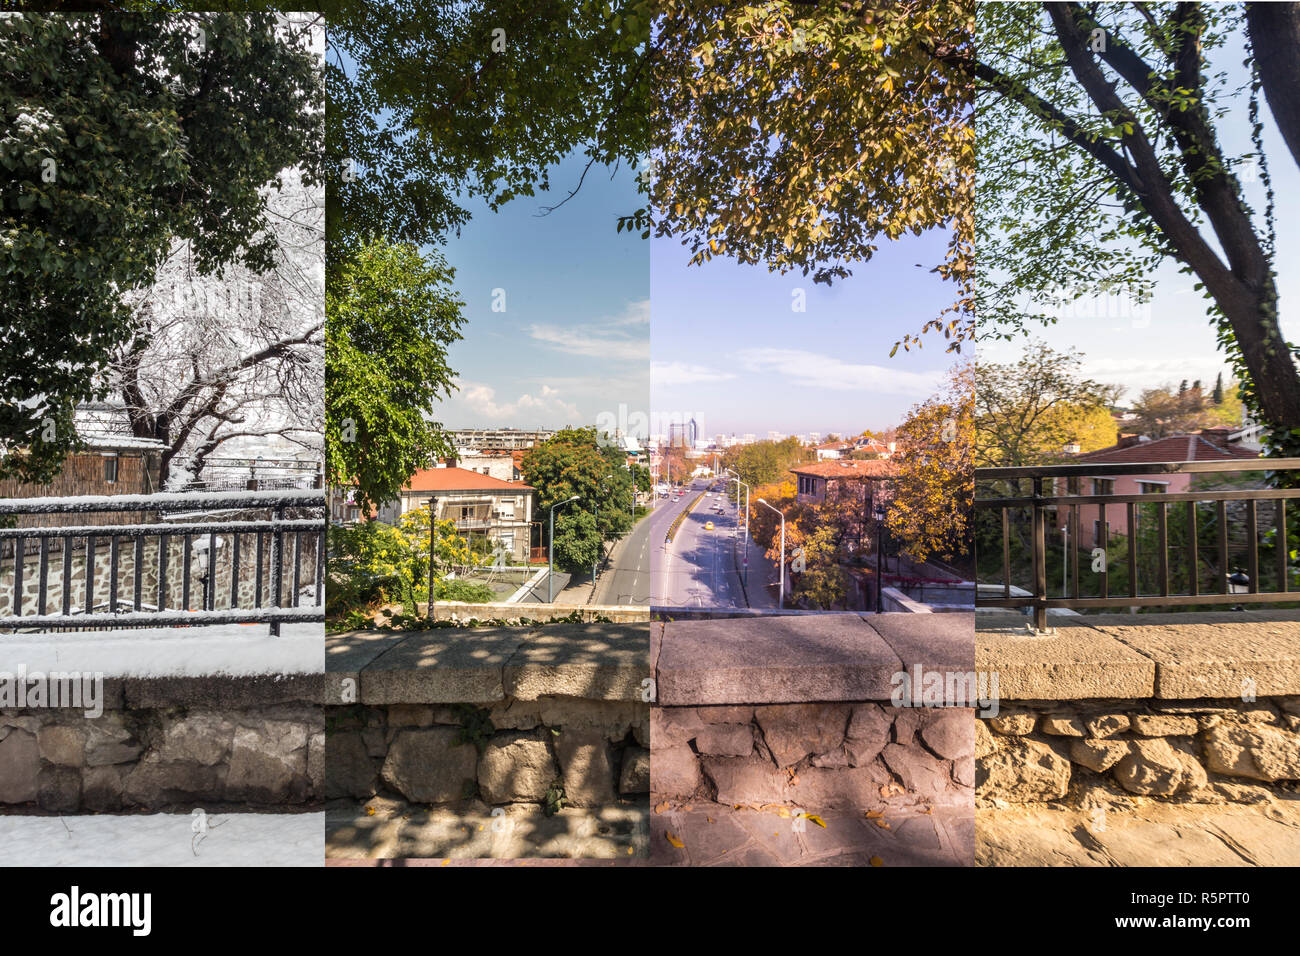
xmin=591 ymin=503 xmax=655 ymax=606
xmin=649 ymin=481 xmax=778 ymax=609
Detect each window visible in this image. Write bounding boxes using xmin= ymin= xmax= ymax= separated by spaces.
xmin=1091 ymin=478 xmax=1114 ymax=496
xmin=103 ymin=455 xmax=119 ymax=484
xmin=1138 ymin=481 xmax=1167 ymax=494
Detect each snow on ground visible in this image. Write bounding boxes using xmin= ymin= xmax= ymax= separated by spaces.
xmin=0 ymin=812 xmax=323 ymax=866
xmin=0 ymin=622 xmax=323 ymax=677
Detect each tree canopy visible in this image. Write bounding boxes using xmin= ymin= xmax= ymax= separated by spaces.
xmin=325 ymin=238 xmax=464 ymax=513
xmin=0 ymin=11 xmax=321 ymax=480
xmin=969 ymin=2 xmax=1300 ymax=455
xmin=650 ymin=0 xmax=974 ymax=350
xmin=323 ymin=0 xmax=651 ymax=261
xmin=519 ymin=426 xmax=637 ymax=573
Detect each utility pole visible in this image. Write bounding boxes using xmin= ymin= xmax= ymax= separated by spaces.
xmin=426 ymin=495 xmax=438 ymax=615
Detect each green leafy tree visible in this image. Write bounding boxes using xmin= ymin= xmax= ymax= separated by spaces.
xmin=969 ymin=3 xmax=1300 ymax=456
xmin=551 ymin=506 xmax=601 ymax=576
xmin=323 ymin=0 xmax=651 ymax=261
xmin=520 ymin=427 xmax=637 ymax=572
xmin=722 ymin=436 xmax=811 ymax=489
xmin=0 ymin=11 xmax=321 ymax=480
xmin=793 ymin=524 xmax=848 ymax=610
xmin=326 ymin=507 xmax=474 ymax=618
xmin=325 ymin=239 xmax=465 ymax=513
xmin=890 ymin=363 xmax=973 ymax=564
xmin=975 ymin=342 xmax=1121 ymax=467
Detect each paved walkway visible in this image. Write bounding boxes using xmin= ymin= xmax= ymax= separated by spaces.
xmin=650 ymin=803 xmax=972 ymax=866
xmin=977 ymin=799 xmax=1300 ymax=866
xmin=325 ymin=798 xmax=649 ymax=860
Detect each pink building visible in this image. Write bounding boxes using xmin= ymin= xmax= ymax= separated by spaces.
xmin=1057 ymin=434 xmax=1259 ymax=549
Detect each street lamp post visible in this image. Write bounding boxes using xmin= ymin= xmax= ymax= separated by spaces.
xmin=723 ymin=468 xmax=751 ymax=586
xmin=548 ymin=495 xmax=580 ymax=603
xmin=874 ymin=504 xmax=887 ymax=614
xmin=756 ymin=498 xmax=785 ymax=610
xmin=427 ymin=495 xmax=438 ymax=615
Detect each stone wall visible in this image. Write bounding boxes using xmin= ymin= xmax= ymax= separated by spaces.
xmin=0 ymin=703 xmax=323 ymax=811
xmin=0 ymin=529 xmax=320 ymax=619
xmin=651 ymin=613 xmax=977 ymax=812
xmin=978 ymin=696 xmax=1300 ymax=805
xmin=325 ymin=623 xmax=651 ymax=813
xmin=976 ymin=612 xmax=1300 ymax=807
xmin=653 ymin=702 xmax=973 ymax=810
xmin=326 ymin=700 xmax=648 ymax=808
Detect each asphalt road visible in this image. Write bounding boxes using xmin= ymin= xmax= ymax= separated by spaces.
xmin=591 ymin=504 xmax=655 ymax=606
xmin=651 ymin=482 xmax=750 ymax=608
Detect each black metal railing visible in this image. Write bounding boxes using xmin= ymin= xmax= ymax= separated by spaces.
xmin=0 ymin=489 xmax=325 ymax=634
xmin=975 ymin=458 xmax=1300 ymax=630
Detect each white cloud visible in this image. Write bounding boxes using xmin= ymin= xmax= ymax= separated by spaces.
xmin=652 ymin=361 xmax=735 ymax=386
xmin=452 ymin=379 xmax=580 ymax=421
xmin=733 ymin=348 xmax=942 ymax=395
xmin=525 ymin=297 xmax=649 ymax=362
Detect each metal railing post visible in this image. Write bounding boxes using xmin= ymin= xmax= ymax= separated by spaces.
xmin=269 ymin=502 xmax=285 ymax=636
xmin=1032 ymin=476 xmax=1047 ymax=632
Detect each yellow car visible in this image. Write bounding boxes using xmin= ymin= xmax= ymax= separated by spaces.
xmin=705 ymin=521 xmax=715 ymax=531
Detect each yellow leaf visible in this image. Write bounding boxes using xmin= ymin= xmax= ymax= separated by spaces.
xmin=805 ymin=814 xmax=827 ymax=829
xmin=665 ymin=830 xmax=685 ymax=848
xmin=870 ymin=856 xmax=884 ymax=867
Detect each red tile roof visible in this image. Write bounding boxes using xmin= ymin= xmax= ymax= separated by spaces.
xmin=791 ymin=460 xmax=898 ymax=480
xmin=402 ymin=467 xmax=534 ymax=493
xmin=1074 ymin=435 xmax=1259 ymax=464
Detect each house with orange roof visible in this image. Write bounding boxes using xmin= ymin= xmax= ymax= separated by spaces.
xmin=791 ymin=459 xmax=898 ymax=506
xmin=378 ymin=466 xmax=536 ymax=561
xmin=1061 ymin=433 xmax=1260 ymax=549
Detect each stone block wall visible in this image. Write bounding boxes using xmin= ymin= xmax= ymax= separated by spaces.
xmin=325 ymin=699 xmax=649 ymax=809
xmin=0 ymin=704 xmax=324 ymax=811
xmin=652 ymin=702 xmax=974 ymax=810
xmin=977 ymin=696 xmax=1300 ymax=805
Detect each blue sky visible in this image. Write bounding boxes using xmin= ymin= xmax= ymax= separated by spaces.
xmin=432 ymin=153 xmax=650 ymax=433
xmin=651 ymin=228 xmax=959 ymax=437
xmin=978 ymin=24 xmax=1300 ymax=407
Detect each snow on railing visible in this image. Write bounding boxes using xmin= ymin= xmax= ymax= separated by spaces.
xmin=0 ymin=490 xmax=325 ymax=635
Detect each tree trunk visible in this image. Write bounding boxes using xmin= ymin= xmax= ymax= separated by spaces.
xmin=1247 ymin=3 xmax=1300 ymax=172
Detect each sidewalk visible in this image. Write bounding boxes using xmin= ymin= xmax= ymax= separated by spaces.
xmin=977 ymin=800 xmax=1300 ymax=866
xmin=652 ymin=803 xmax=972 ymax=866
xmin=731 ymin=523 xmax=780 ymax=610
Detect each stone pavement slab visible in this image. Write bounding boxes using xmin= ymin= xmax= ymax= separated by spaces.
xmin=977 ymin=800 xmax=1300 ymax=866
xmin=976 ymin=619 xmax=1154 ymax=699
xmin=650 ymin=804 xmax=971 ymax=866
xmin=1091 ymin=615 xmax=1300 ymax=698
xmin=325 ymin=798 xmax=648 ymax=860
xmin=357 ymin=628 xmax=529 ymax=703
xmin=504 ymin=623 xmax=649 ymax=701
xmin=325 ymin=630 xmax=410 ymax=703
xmin=656 ymin=615 xmax=901 ymax=705
xmin=865 ymin=612 xmax=975 ymax=704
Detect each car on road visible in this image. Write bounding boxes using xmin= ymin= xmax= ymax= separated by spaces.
xmin=705 ymin=521 xmax=715 ymax=530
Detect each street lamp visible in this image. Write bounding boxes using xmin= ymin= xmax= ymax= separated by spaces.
xmin=549 ymin=495 xmax=580 ymax=603
xmin=874 ymin=504 xmax=887 ymax=613
xmin=1228 ymin=568 xmax=1250 ymax=611
xmin=756 ymin=498 xmax=785 ymax=610
xmin=723 ymin=468 xmax=751 ymax=586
